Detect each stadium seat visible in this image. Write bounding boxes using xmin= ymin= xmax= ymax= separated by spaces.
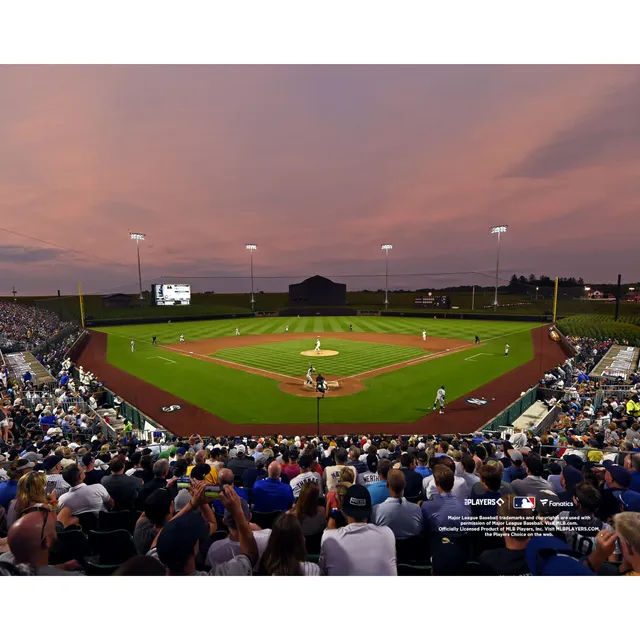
xmin=98 ymin=510 xmax=139 ymax=534
xmin=84 ymin=561 xmax=121 ymax=576
xmin=251 ymin=511 xmax=281 ymax=530
xmin=49 ymin=530 xmax=88 ymax=565
xmin=88 ymin=529 xmax=137 ymax=565
xmin=304 ymin=532 xmax=324 ymax=555
xmin=76 ymin=512 xmax=99 ymax=533
xmin=397 ymin=563 xmax=432 ymax=576
xmin=395 ymin=534 xmax=430 ymax=565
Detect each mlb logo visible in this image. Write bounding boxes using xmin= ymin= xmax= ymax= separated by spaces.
xmin=513 ymin=497 xmax=536 ymax=509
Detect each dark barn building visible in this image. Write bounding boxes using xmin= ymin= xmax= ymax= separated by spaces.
xmin=288 ymin=275 xmax=347 ymax=306
xmin=102 ymin=293 xmax=133 ymax=309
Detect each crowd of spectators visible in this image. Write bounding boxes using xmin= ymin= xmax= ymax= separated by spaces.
xmin=0 ymin=301 xmax=75 ymax=353
xmin=1 ymin=310 xmax=639 ymax=577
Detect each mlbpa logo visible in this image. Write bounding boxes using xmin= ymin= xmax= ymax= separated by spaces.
xmin=161 ymin=404 xmax=183 ymax=412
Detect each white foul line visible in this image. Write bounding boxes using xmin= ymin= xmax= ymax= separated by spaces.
xmin=148 ymin=355 xmax=176 ymax=364
xmin=464 ymin=353 xmax=492 ymax=361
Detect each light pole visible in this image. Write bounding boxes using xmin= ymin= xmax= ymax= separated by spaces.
xmin=536 ymin=286 xmax=539 ymax=301
xmin=490 ymin=226 xmax=507 ymax=308
xmin=245 ymin=244 xmax=257 ymax=311
xmin=129 ymin=232 xmax=145 ymax=305
xmin=381 ymin=244 xmax=393 ymax=309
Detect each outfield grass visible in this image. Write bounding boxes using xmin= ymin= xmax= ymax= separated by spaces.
xmin=99 ymin=317 xmax=541 ymax=424
xmin=214 ymin=339 xmax=428 ymax=377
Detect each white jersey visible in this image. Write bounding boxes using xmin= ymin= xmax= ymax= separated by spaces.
xmin=505 ymin=344 xmax=510 ymax=353
xmin=422 ymin=331 xmax=427 ymax=339
xmin=131 ymin=341 xmax=135 ymax=351
xmin=290 ymin=471 xmax=324 ymax=499
xmin=307 ymin=367 xmax=315 ymax=376
xmin=315 ymin=340 xmax=321 ymax=349
xmin=358 ymin=471 xmax=379 ymax=487
xmin=179 ymin=334 xmax=185 ymax=342
xmin=436 ymin=388 xmax=446 ymax=401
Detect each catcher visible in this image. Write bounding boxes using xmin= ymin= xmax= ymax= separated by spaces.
xmin=316 ymin=372 xmax=328 ymax=397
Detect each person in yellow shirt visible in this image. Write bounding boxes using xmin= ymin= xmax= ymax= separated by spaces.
xmin=626 ymin=394 xmax=640 ymax=418
xmin=187 ymin=449 xmax=218 ymax=485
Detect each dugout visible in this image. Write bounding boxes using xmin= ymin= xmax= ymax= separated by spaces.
xmin=288 ymin=275 xmax=347 ymax=306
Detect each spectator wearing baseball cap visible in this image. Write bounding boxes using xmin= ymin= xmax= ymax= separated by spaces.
xmin=502 ymin=450 xmax=527 ymax=483
xmin=555 ymin=466 xmax=583 ymax=509
xmin=42 ymin=455 xmax=70 ymax=498
xmin=289 ymin=454 xmax=323 ymax=500
xmin=598 ymin=465 xmax=634 ymax=521
xmin=227 ymin=444 xmax=255 ymax=486
xmin=319 ymin=484 xmax=397 ymax=575
xmin=154 ymin=486 xmax=257 ymax=576
xmin=242 ymin=453 xmax=269 ymax=493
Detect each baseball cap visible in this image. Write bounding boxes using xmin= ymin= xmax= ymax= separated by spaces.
xmin=255 ymin=453 xmax=269 ymax=467
xmin=618 ymin=490 xmax=640 ymax=512
xmin=298 ymin=454 xmax=312 ymax=469
xmin=508 ymin=450 xmax=523 ymax=463
xmin=526 ymin=536 xmax=595 ymax=576
xmin=156 ymin=512 xmax=208 ymax=568
xmin=561 ymin=466 xmax=583 ymax=487
xmin=342 ymin=485 xmax=372 ymax=519
xmin=176 ymin=447 xmax=186 ymax=456
xmin=81 ymin=453 xmax=94 ymax=467
xmin=191 ymin=463 xmax=211 ymax=481
xmin=42 ymin=455 xmax=63 ymax=471
xmin=609 ymin=466 xmax=632 ymax=488
xmin=16 ymin=458 xmax=35 ymax=470
xmin=236 ymin=444 xmax=246 ymax=455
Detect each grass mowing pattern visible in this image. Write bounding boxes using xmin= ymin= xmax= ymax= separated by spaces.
xmin=214 ymin=339 xmax=427 ymax=377
xmin=101 ymin=317 xmax=540 ymax=424
xmin=98 ymin=316 xmax=535 ymax=345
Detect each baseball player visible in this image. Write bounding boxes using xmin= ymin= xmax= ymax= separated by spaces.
xmin=306 ymin=365 xmax=316 ymax=387
xmin=131 ymin=340 xmax=135 ymax=353
xmin=475 ymin=335 xmax=480 ymax=344
xmin=314 ymin=337 xmax=321 ymax=352
xmin=179 ymin=334 xmax=185 ymax=343
xmin=235 ymin=327 xmax=240 ymax=336
xmin=152 ymin=336 xmax=157 ymax=346
xmin=422 ymin=330 xmax=427 ymax=341
xmin=285 ymin=325 xmax=289 ymax=332
xmin=433 ymin=385 xmax=446 ymax=414
xmin=316 ymin=373 xmax=328 ymax=397
xmin=349 ymin=324 xmax=353 ymax=332
xmin=505 ymin=343 xmax=510 ymax=357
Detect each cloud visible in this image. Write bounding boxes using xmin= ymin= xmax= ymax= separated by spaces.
xmin=0 ymin=245 xmax=59 ymax=263
xmin=504 ymin=76 xmax=640 ymax=179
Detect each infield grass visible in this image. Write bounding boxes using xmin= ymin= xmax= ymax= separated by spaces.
xmin=99 ymin=316 xmax=541 ymax=424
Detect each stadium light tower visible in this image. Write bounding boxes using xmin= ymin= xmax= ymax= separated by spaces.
xmin=246 ymin=244 xmax=257 ymax=311
xmin=490 ymin=226 xmax=507 ymax=307
xmin=129 ymin=232 xmax=145 ymax=304
xmin=381 ymin=244 xmax=393 ymax=309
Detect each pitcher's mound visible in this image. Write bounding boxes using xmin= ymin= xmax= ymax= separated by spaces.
xmin=300 ymin=350 xmax=339 ymax=357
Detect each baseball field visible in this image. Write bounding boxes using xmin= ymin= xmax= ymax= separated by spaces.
xmin=74 ymin=315 xmax=568 ymax=436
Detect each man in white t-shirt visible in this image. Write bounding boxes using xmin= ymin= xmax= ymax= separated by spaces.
xmin=423 ymin=457 xmax=469 ymax=500
xmin=323 ymin=448 xmax=356 ymax=493
xmin=58 ymin=463 xmax=114 ymax=515
xmin=290 ymin=455 xmax=323 ymax=499
xmin=320 ymin=484 xmax=396 ymax=576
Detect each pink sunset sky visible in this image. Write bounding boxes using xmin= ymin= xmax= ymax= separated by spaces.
xmin=1 ymin=64 xmax=639 ymax=295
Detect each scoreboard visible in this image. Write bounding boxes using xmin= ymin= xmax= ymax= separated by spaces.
xmin=414 ymin=295 xmax=450 ymax=309
xmin=151 ymin=283 xmax=191 ymax=306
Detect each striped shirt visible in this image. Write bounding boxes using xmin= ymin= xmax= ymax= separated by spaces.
xmin=45 ymin=473 xmax=70 ymax=498
xmin=421 ymin=493 xmax=471 ymax=536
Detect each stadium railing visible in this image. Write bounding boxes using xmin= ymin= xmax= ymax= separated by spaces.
xmin=481 ymin=386 xmax=538 ymax=433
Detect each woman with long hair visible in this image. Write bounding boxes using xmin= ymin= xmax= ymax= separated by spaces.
xmin=6 ymin=471 xmax=58 ymax=528
xmin=258 ymin=513 xmax=320 ymax=575
xmin=292 ymin=483 xmax=326 ymax=536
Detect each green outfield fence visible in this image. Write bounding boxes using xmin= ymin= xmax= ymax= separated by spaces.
xmin=481 ymin=386 xmax=538 ymax=432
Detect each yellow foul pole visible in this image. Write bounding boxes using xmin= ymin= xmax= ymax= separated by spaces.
xmin=552 ymin=277 xmax=559 ymax=324
xmin=78 ymin=282 xmax=86 ymax=328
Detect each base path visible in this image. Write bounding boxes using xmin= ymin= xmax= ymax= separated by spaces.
xmin=77 ymin=326 xmax=564 ymax=439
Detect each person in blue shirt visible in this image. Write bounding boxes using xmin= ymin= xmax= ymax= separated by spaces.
xmin=0 ymin=459 xmax=34 ymax=509
xmin=629 ymin=454 xmax=640 ymax=493
xmin=60 ymin=373 xmax=70 ymax=387
xmin=251 ymin=461 xmax=294 ymax=513
xmin=421 ymin=466 xmax=471 ymax=536
xmin=367 ymin=459 xmax=392 ymax=506
xmin=414 ymin=451 xmax=432 ymax=479
xmin=502 ymin=450 xmax=527 ymax=483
